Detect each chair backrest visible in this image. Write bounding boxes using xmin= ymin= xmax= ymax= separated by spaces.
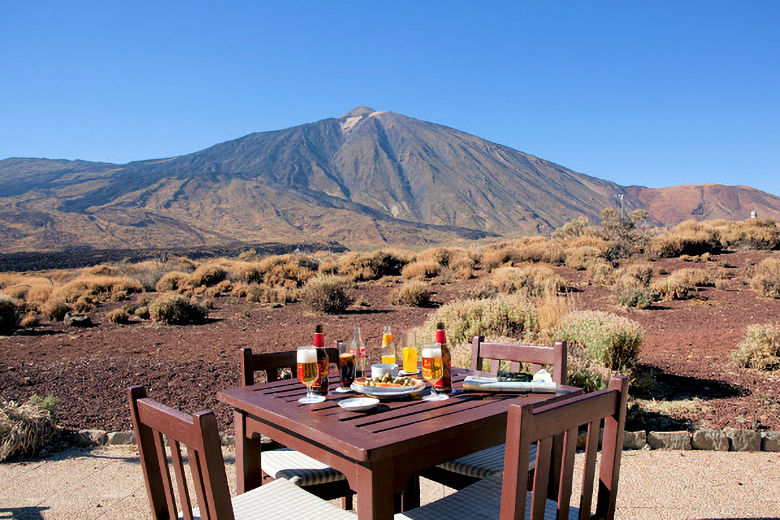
xmin=470 ymin=336 xmax=568 ymax=384
xmin=128 ymin=386 xmax=234 ymax=520
xmin=240 ymin=346 xmax=339 ymax=386
xmin=500 ymin=376 xmax=629 ymax=520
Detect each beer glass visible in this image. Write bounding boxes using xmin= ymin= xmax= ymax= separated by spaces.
xmin=336 ymin=340 xmax=356 ymax=393
xmin=401 ymin=330 xmax=418 ymax=374
xmin=297 ymin=346 xmax=325 ymax=403
xmin=421 ymin=345 xmax=448 ymax=401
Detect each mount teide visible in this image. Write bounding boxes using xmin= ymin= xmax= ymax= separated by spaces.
xmin=1 ymin=106 xmax=778 ymax=252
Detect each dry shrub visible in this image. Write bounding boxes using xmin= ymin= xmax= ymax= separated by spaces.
xmin=106 ymin=308 xmax=130 ymax=324
xmin=155 ymin=271 xmax=189 ymax=292
xmin=316 ymin=255 xmax=339 ymax=275
xmin=41 ymin=300 xmax=71 ymax=321
xmin=487 ymin=265 xmax=566 ymax=296
xmin=337 ymin=250 xmax=408 ymax=281
xmin=564 ymin=246 xmax=603 ymax=270
xmin=205 ymin=279 xmax=233 ymax=297
xmin=651 ymin=220 xmax=721 ymax=258
xmin=401 ymin=260 xmax=441 ymax=280
xmin=119 ymin=260 xmax=169 ymax=291
xmin=52 ymin=275 xmax=142 ymax=303
xmin=719 ymin=219 xmax=780 ymax=250
xmin=552 ymin=216 xmax=590 ymax=241
xmin=555 ymin=310 xmax=643 ymax=370
xmin=751 ymin=257 xmax=780 ymax=298
xmin=259 ymin=254 xmax=319 ymax=286
xmin=73 ymin=297 xmax=95 ymax=313
xmin=231 ymin=282 xmax=250 ymax=298
xmin=733 ymin=323 xmax=779 ymax=370
xmin=87 ymin=264 xmax=117 ymax=275
xmin=246 ymin=283 xmax=297 ymax=305
xmin=230 ymin=261 xmax=264 ymax=284
xmin=389 ymin=281 xmax=431 ymax=307
xmin=514 ymin=237 xmax=565 ymax=265
xmin=651 ymin=268 xmax=712 ymax=300
xmin=533 ymin=289 xmax=575 ymax=337
xmin=20 ymin=313 xmax=39 ymax=328
xmin=134 ymin=306 xmax=150 ymax=319
xmin=188 ymin=263 xmax=228 ymax=288
xmin=480 ymin=245 xmax=514 ymax=270
xmin=172 ymin=257 xmax=197 ymax=272
xmin=0 ymin=295 xmax=20 ymax=334
xmin=149 ymin=295 xmax=208 ymax=325
xmin=0 ymin=395 xmax=57 ymax=461
xmin=301 ymin=276 xmax=353 ymax=314
xmin=587 ymin=260 xmax=617 ymax=286
xmin=448 ymin=254 xmax=475 ymax=280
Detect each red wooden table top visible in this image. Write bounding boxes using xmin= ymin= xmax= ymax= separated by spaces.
xmin=217 ymin=369 xmax=581 ymax=464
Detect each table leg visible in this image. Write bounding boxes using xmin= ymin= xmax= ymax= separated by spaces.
xmin=401 ymin=475 xmax=420 ymax=511
xmin=356 ymin=460 xmax=395 ymax=520
xmin=234 ymin=410 xmax=262 ymax=494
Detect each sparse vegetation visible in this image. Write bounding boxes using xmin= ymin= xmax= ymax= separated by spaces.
xmin=338 ymin=250 xmax=409 ymax=281
xmin=106 ymin=308 xmax=130 ymax=324
xmin=155 ymin=271 xmax=190 ymax=292
xmin=301 ymin=275 xmax=353 ymax=314
xmin=20 ymin=313 xmax=39 ymax=328
xmin=401 ymin=260 xmax=441 ymax=280
xmin=149 ymin=295 xmax=208 ymax=325
xmin=751 ymin=257 xmax=780 ymax=298
xmin=187 ymin=264 xmax=228 ymax=288
xmin=733 ymin=323 xmax=779 ymax=370
xmin=0 ymin=395 xmax=57 ymax=461
xmin=389 ymin=281 xmax=431 ymax=307
xmin=41 ymin=300 xmax=71 ymax=321
xmin=0 ymin=295 xmax=20 ymax=334
xmin=555 ymin=310 xmax=643 ymax=370
xmin=246 ymin=283 xmax=297 ymax=305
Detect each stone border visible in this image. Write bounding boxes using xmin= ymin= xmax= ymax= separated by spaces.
xmin=70 ymin=428 xmax=780 ymax=452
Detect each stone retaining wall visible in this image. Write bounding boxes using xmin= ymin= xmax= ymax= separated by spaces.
xmin=69 ymin=428 xmax=780 ymax=452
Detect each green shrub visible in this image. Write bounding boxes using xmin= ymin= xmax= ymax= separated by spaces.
xmin=0 ymin=295 xmax=19 ymax=335
xmin=0 ymin=395 xmax=57 ymax=461
xmin=389 ymin=282 xmax=431 ymax=307
xmin=555 ymin=310 xmax=643 ymax=370
xmin=106 ymin=308 xmax=130 ymax=324
xmin=149 ymin=295 xmax=208 ymax=325
xmin=301 ymin=276 xmax=353 ymax=314
xmin=617 ymin=287 xmax=654 ymax=309
xmin=733 ymin=323 xmax=779 ymax=370
xmin=751 ymin=257 xmax=780 ymax=298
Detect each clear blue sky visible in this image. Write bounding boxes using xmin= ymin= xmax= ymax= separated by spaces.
xmin=1 ymin=1 xmax=778 ymax=195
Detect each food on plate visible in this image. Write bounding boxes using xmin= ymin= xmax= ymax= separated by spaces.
xmin=354 ymin=374 xmax=421 ymax=387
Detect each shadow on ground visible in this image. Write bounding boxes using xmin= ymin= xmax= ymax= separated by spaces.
xmin=0 ymin=507 xmax=49 ymax=520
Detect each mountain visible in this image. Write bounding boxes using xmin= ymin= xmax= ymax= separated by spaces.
xmin=0 ymin=107 xmax=778 ymax=253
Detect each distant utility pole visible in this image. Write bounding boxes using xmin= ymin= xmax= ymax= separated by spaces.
xmin=618 ymin=194 xmax=625 ymax=220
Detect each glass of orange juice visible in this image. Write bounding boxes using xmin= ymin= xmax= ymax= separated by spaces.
xmin=401 ymin=330 xmax=418 ymax=373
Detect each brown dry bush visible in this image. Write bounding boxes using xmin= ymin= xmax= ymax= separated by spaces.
xmin=401 ymin=260 xmax=441 ymax=280
xmin=301 ymin=276 xmax=353 ymax=314
xmin=187 ymin=263 xmax=228 ymax=288
xmin=229 ymin=261 xmax=264 ymax=284
xmin=0 ymin=395 xmax=57 ymax=461
xmin=246 ymin=283 xmax=297 ymax=305
xmin=316 ymin=255 xmax=339 ymax=275
xmin=415 ymin=247 xmax=474 ymax=280
xmin=134 ymin=306 xmax=150 ymax=319
xmin=149 ymin=295 xmax=208 ymax=325
xmin=52 ymin=275 xmax=143 ymax=303
xmin=618 ymin=263 xmax=654 ymax=287
xmin=586 ymin=260 xmax=617 ymax=286
xmin=259 ymin=254 xmax=319 ymax=287
xmin=650 ymin=268 xmax=711 ymax=300
xmin=513 ymin=236 xmax=565 ymax=264
xmin=20 ymin=313 xmax=39 ymax=328
xmin=0 ymin=295 xmax=20 ymax=334
xmin=337 ymin=250 xmax=408 ymax=281
xmin=106 ymin=308 xmax=130 ymax=324
xmin=480 ymin=245 xmax=515 ymax=270
xmin=719 ymin=219 xmax=780 ymax=250
xmin=552 ymin=216 xmax=590 ymax=241
xmin=204 ymin=279 xmax=234 ymax=297
xmin=490 ymin=265 xmax=566 ymax=295
xmin=733 ymin=323 xmax=779 ymax=370
xmin=72 ymin=297 xmax=95 ymax=313
xmin=651 ymin=220 xmax=721 ymax=257
xmin=172 ymin=257 xmax=197 ymax=272
xmin=41 ymin=300 xmax=71 ymax=321
xmin=389 ymin=281 xmax=431 ymax=307
xmin=155 ymin=271 xmax=190 ymax=292
xmin=564 ymin=246 xmax=602 ymax=270
xmin=751 ymin=257 xmax=780 ymax=298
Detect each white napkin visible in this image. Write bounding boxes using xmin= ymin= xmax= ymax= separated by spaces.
xmin=463 ymin=369 xmax=557 ymax=393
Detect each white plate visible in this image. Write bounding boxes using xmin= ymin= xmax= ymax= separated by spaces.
xmin=338 ymin=397 xmax=379 ymax=412
xmin=398 ymin=369 xmax=419 ymax=376
xmin=350 ymin=381 xmax=426 ymax=399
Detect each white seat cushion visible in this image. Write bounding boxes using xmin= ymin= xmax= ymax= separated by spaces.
xmin=186 ymin=478 xmax=356 ymax=519
xmin=437 ymin=443 xmax=537 ymax=478
xmin=262 ymin=448 xmax=347 ymax=486
xmin=395 ymin=473 xmax=579 ymax=520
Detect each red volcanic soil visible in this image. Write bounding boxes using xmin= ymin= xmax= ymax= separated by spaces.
xmin=1 ymin=251 xmax=778 ymax=434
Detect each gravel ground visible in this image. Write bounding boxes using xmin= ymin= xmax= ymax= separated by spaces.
xmin=1 ymin=447 xmax=778 ymax=519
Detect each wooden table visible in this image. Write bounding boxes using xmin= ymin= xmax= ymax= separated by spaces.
xmin=217 ymin=369 xmax=581 ymax=520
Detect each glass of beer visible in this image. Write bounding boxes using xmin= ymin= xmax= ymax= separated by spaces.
xmin=401 ymin=330 xmax=418 ymax=374
xmin=421 ymin=345 xmax=448 ymax=401
xmin=336 ymin=340 xmax=356 ymax=392
xmin=297 ymin=346 xmax=325 ymax=403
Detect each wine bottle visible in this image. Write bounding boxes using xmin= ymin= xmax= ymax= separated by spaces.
xmin=352 ymin=327 xmax=367 ymax=378
xmin=311 ymin=324 xmax=329 ymax=395
xmin=434 ymin=321 xmax=452 ymax=392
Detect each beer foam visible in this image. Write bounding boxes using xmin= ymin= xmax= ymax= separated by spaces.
xmin=297 ymin=347 xmax=317 ymax=363
xmin=422 ymin=347 xmax=442 ymax=358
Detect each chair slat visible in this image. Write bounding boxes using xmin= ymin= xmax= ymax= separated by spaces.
xmin=170 ymin=440 xmax=193 ymax=520
xmin=578 ymin=419 xmax=601 ymax=519
xmin=596 ymin=377 xmax=629 ymax=520
xmin=153 ymin=431 xmax=178 ymax=518
xmin=531 ymin=436 xmax=553 ymax=520
xmin=188 ymin=446 xmax=210 ymax=520
xmin=555 ymin=427 xmax=578 ymax=520
xmin=500 ymin=405 xmax=532 ymax=519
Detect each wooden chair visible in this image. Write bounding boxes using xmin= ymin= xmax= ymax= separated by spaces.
xmin=422 ymin=337 xmax=567 ymax=490
xmin=397 ymin=376 xmax=629 ymax=520
xmin=238 ymin=347 xmax=355 ymax=509
xmin=128 ymin=385 xmax=354 ymax=520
